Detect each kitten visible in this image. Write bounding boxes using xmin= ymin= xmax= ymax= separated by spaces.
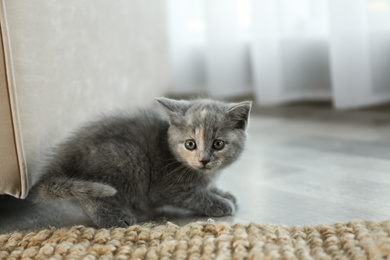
xmin=29 ymin=98 xmax=251 ymax=228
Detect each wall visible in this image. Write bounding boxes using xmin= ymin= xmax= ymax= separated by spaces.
xmin=1 ymin=0 xmax=171 ymax=195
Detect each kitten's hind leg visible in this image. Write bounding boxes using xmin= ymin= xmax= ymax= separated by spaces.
xmin=79 ymin=197 xmax=136 ymax=228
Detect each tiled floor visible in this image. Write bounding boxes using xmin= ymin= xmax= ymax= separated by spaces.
xmin=2 ymin=106 xmax=390 ymax=233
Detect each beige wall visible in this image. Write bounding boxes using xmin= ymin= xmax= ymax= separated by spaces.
xmin=2 ymin=0 xmax=171 ymax=194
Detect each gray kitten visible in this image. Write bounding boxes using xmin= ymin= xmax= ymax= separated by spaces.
xmin=29 ymin=98 xmax=251 ymax=228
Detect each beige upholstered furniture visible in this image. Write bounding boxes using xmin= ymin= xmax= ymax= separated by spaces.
xmin=0 ymin=29 xmax=25 ymax=198
xmin=0 ymin=0 xmax=171 ymax=198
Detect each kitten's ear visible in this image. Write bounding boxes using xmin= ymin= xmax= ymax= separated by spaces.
xmin=226 ymin=101 xmax=252 ymax=130
xmin=156 ymin=97 xmax=191 ymax=123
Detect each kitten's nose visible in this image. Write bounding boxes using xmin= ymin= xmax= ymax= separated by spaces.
xmin=199 ymin=159 xmax=210 ymax=166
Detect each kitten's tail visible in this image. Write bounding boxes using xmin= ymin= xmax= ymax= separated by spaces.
xmin=29 ymin=177 xmax=117 ymax=203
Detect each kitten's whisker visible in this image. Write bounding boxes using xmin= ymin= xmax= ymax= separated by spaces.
xmin=160 ymin=164 xmax=186 ymax=187
xmin=157 ymin=160 xmax=182 ymax=175
xmin=162 ymin=158 xmax=178 ymax=163
xmin=176 ymin=166 xmax=190 ymax=184
xmin=163 ymin=164 xmax=187 ymax=179
xmin=220 ymin=171 xmax=228 ymax=181
xmin=178 ymin=166 xmax=194 ymax=184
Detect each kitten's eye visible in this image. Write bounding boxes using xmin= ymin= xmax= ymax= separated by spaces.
xmin=213 ymin=140 xmax=225 ymax=150
xmin=184 ymin=139 xmax=197 ymax=150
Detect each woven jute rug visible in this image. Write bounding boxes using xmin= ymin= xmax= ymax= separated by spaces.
xmin=1 ymin=219 xmax=390 ymax=259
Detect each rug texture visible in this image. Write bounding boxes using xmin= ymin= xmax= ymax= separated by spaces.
xmin=1 ymin=219 xmax=390 ymax=259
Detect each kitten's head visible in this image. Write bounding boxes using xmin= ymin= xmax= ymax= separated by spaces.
xmin=157 ymin=97 xmax=251 ymax=173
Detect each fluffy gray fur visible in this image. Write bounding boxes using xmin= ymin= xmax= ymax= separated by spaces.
xmin=29 ymin=98 xmax=251 ymax=228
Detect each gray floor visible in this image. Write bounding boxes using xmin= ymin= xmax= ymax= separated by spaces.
xmin=2 ymin=104 xmax=390 ymax=233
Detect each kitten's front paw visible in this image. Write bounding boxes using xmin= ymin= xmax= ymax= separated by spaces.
xmin=98 ymin=216 xmax=136 ymax=228
xmin=219 ymin=192 xmax=237 ymax=205
xmin=118 ymin=215 xmax=137 ymax=227
xmin=210 ymin=188 xmax=237 ymax=205
xmin=94 ymin=212 xmax=137 ymax=228
xmin=204 ymin=198 xmax=235 ymax=217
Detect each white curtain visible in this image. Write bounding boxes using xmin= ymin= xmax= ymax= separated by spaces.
xmin=167 ymin=0 xmax=390 ymax=109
